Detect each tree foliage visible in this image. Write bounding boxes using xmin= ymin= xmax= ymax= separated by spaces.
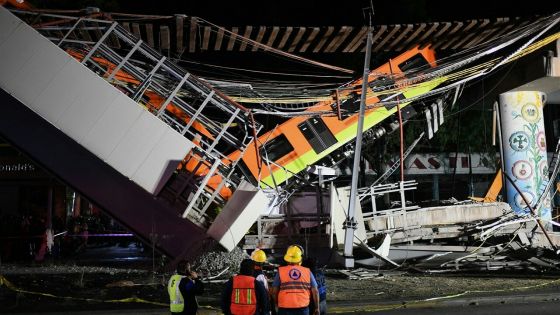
xmin=363 ymin=107 xmax=498 ymax=171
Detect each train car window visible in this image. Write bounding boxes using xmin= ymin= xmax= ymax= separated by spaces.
xmin=236 ymin=159 xmax=258 ymax=185
xmin=398 ymin=53 xmax=429 ymax=72
xmin=298 ymin=117 xmax=337 ymax=154
xmin=331 ymin=93 xmax=361 ymax=121
xmin=332 ymin=97 xmax=359 ymax=120
xmin=383 ymin=92 xmax=405 ymax=110
xmin=369 ymin=75 xmax=396 ymax=89
xmin=260 ymin=134 xmax=294 ymax=162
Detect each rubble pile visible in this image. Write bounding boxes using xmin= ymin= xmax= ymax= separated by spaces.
xmin=192 ymin=246 xmax=248 ymax=278
xmin=0 ymin=263 xmax=148 ymax=276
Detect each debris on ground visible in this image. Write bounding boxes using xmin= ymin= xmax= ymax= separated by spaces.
xmin=191 ymin=246 xmax=248 ymax=278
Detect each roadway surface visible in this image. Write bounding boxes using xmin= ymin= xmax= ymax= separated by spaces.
xmin=8 ymin=292 xmax=560 ymax=315
xmin=3 ymin=243 xmax=560 ymax=314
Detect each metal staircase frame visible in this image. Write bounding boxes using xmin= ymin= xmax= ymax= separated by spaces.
xmin=13 ymin=10 xmax=263 ymax=224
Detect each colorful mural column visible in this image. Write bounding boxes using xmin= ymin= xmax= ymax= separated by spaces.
xmin=499 ymin=91 xmax=551 ymax=222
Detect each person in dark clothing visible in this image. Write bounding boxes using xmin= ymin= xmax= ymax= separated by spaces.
xmin=168 ymin=260 xmax=204 ymax=315
xmin=303 ymin=258 xmax=327 ymax=315
xmin=222 ymin=258 xmax=271 ymax=315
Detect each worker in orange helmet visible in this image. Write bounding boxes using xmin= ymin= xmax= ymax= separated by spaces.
xmin=270 ymin=245 xmax=320 ymax=315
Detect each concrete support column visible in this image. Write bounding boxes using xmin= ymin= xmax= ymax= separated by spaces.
xmin=499 ymin=91 xmax=551 ymax=221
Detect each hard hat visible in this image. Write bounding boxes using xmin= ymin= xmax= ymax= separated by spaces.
xmin=284 ymin=244 xmax=304 ymax=264
xmin=251 ymin=249 xmax=267 ymax=263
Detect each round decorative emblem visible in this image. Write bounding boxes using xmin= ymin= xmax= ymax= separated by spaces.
xmin=509 ymin=131 xmax=530 ymax=152
xmin=521 ymin=103 xmax=540 ymax=123
xmin=288 ymin=268 xmax=301 ymax=280
xmin=512 ymin=160 xmax=532 ymax=180
xmin=514 ymin=191 xmax=535 ymax=210
xmin=536 ymin=131 xmax=546 ymax=152
xmin=538 ymin=159 xmax=548 ymax=178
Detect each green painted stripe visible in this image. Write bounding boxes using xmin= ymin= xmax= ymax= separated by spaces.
xmin=261 ymin=78 xmax=446 ymax=187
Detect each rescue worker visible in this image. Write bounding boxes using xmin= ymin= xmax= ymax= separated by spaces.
xmin=251 ymin=249 xmax=269 ymax=291
xmin=271 ymin=245 xmax=320 ymax=315
xmin=252 ymin=248 xmax=274 ymax=315
xmin=168 ymin=260 xmax=204 ymax=315
xmin=303 ymin=257 xmax=327 ymax=315
xmin=221 ymin=258 xmax=271 ymax=315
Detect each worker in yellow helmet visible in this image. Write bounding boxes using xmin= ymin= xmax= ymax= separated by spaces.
xmin=251 ymin=249 xmax=269 ymax=292
xmin=251 ymin=248 xmax=273 ymax=314
xmin=271 ymin=245 xmax=320 ymax=315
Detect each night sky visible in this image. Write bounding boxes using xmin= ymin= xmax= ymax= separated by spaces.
xmin=31 ymin=0 xmax=560 ymax=26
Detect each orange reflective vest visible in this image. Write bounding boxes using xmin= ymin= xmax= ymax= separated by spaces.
xmin=230 ymin=275 xmax=257 ymax=314
xmin=278 ymin=265 xmax=311 ymax=308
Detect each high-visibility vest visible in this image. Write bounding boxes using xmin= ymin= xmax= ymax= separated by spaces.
xmin=230 ymin=275 xmax=257 ymax=314
xmin=168 ymin=274 xmax=185 ymax=313
xmin=278 ymin=265 xmax=311 ymax=308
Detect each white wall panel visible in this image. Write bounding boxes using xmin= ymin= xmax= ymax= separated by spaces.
xmin=9 ymin=39 xmax=71 ymax=106
xmin=83 ymin=93 xmax=144 ymax=160
xmin=131 ymin=128 xmax=193 ymax=194
xmin=56 ymin=70 xmax=120 ymax=144
xmin=0 ymin=23 xmax=44 ymax=92
xmin=106 ymin=111 xmax=167 ymax=178
xmin=29 ymin=61 xmax=86 ymax=124
xmin=208 ymin=182 xmax=268 ymax=251
xmin=0 ymin=7 xmax=198 ymax=195
xmin=0 ymin=7 xmax=22 ymax=46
